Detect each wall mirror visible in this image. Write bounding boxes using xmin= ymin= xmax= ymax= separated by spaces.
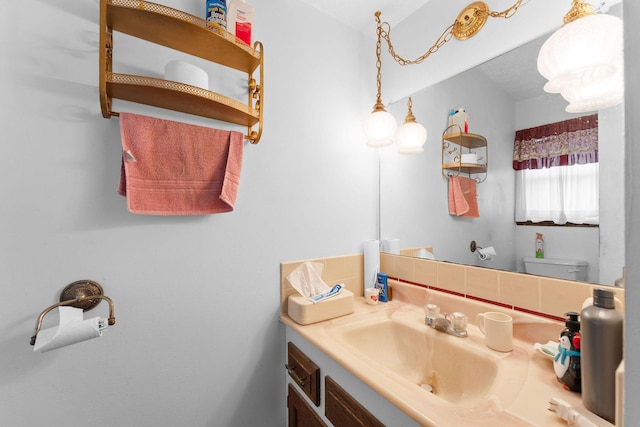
xmin=378 ymin=3 xmax=624 ymax=287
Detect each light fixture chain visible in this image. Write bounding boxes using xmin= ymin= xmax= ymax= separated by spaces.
xmin=379 ymin=21 xmax=455 ymax=66
xmin=375 ymin=18 xmax=383 ymax=104
xmin=482 ymin=0 xmax=525 ymax=19
xmin=376 ymin=0 xmax=525 ymax=67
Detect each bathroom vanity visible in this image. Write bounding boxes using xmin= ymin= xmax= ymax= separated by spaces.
xmin=285 ymin=327 xmax=415 ymax=426
xmin=282 ymin=281 xmax=588 ymax=427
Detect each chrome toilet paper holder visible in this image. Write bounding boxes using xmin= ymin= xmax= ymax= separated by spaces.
xmin=29 ymin=280 xmax=116 ymax=346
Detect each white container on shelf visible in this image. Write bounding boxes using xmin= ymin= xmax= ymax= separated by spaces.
xmin=164 ymin=60 xmax=209 ymax=90
xmin=461 ymin=153 xmax=478 ymax=164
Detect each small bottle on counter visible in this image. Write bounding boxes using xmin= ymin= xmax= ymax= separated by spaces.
xmin=376 ymin=272 xmax=388 ymax=303
xmin=535 ymin=233 xmax=544 ymax=258
xmin=580 ymin=288 xmax=623 ymax=423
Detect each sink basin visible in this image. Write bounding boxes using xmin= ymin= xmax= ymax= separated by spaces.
xmin=325 ymin=307 xmax=529 ymax=407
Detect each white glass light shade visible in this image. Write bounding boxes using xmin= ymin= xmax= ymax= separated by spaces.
xmin=364 ymin=110 xmax=397 ymax=147
xmin=562 ymin=54 xmax=624 ymax=113
xmin=537 ymin=13 xmax=623 ymax=94
xmin=395 ymin=121 xmax=427 ymax=154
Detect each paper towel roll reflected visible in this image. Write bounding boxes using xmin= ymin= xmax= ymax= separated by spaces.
xmin=381 ymin=239 xmax=400 ymax=255
xmin=417 ymin=248 xmax=435 ymax=260
xmin=34 ymin=306 xmax=107 ymax=353
xmin=477 ymin=246 xmax=497 ymax=261
xmin=363 ymin=240 xmax=380 ymax=292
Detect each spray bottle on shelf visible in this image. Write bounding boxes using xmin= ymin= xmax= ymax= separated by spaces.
xmin=451 ymin=108 xmax=469 ymax=133
xmin=206 ymin=0 xmax=227 ymax=31
xmin=535 ymin=233 xmax=544 ymax=258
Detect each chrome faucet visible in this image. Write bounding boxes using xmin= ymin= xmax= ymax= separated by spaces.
xmin=424 ymin=304 xmax=468 ymax=338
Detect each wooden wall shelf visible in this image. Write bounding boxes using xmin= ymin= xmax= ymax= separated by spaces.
xmin=99 ymin=0 xmax=264 ymax=143
xmin=442 ymin=127 xmax=488 ymax=182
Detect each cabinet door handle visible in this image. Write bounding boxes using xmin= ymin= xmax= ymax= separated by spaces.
xmin=285 ymin=364 xmax=306 ymax=387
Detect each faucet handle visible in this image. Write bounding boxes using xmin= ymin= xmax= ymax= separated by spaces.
xmin=424 ymin=304 xmax=440 ymax=319
xmin=451 ymin=312 xmax=468 ymax=332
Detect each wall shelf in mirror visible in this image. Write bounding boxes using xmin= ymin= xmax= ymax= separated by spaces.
xmin=99 ymin=0 xmax=264 ymax=143
xmin=442 ymin=125 xmax=488 ymax=182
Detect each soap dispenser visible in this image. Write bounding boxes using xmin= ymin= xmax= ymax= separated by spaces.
xmin=553 ymin=312 xmax=581 ymax=392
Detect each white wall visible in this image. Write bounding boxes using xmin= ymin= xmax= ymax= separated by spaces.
xmin=0 ymin=1 xmax=375 ymax=426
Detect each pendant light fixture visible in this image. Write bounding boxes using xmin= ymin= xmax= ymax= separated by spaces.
xmin=395 ymin=98 xmax=427 ymax=154
xmin=364 ymin=11 xmax=396 ymax=147
xmin=537 ymin=0 xmax=623 ymax=113
xmin=366 ymin=2 xmax=525 ymax=152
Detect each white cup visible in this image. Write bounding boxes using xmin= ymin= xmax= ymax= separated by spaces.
xmin=476 ymin=312 xmax=513 ymax=352
xmin=365 ymin=287 xmax=380 ymax=305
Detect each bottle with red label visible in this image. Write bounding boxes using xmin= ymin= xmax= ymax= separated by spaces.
xmin=227 ymin=0 xmax=254 ymax=45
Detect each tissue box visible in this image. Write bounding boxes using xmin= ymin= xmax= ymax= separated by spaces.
xmin=287 ymin=290 xmax=354 ymax=325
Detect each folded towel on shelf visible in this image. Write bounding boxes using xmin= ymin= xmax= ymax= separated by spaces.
xmin=448 ymin=175 xmax=479 ymax=218
xmin=118 ymin=113 xmax=244 ymax=215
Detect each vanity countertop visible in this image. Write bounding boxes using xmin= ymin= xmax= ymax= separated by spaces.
xmin=280 ymin=281 xmax=593 ymax=427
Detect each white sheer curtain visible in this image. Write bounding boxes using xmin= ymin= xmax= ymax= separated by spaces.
xmin=515 ymin=162 xmax=599 ymax=224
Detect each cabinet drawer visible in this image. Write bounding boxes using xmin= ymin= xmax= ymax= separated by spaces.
xmin=286 ymin=342 xmax=321 ymax=406
xmin=325 ymin=376 xmax=384 ymax=427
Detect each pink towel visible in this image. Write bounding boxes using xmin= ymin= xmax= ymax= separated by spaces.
xmin=448 ymin=176 xmax=479 ymax=218
xmin=118 ymin=113 xmax=243 ymax=215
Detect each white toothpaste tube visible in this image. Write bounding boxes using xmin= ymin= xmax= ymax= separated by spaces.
xmin=307 ymin=283 xmax=344 ymax=304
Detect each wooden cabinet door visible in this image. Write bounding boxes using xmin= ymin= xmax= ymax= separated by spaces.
xmin=325 ymin=376 xmax=384 ymax=427
xmin=287 ymin=383 xmax=327 ymax=427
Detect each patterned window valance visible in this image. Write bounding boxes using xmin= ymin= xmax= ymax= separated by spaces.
xmin=513 ymin=114 xmax=598 ymax=171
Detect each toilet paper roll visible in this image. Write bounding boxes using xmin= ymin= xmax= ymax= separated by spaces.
xmin=34 ymin=306 xmax=106 ymax=353
xmin=381 ymin=238 xmax=400 ymax=255
xmin=164 ymin=60 xmax=209 ymax=90
xmin=477 ymin=246 xmax=497 ymax=261
xmin=363 ymin=240 xmax=380 ymax=292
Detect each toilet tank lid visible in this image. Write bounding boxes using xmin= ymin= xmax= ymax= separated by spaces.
xmin=523 ymin=257 xmax=588 ymax=266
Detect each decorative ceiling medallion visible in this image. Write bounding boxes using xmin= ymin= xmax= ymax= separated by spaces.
xmin=452 ymin=1 xmax=489 ymax=40
xmin=563 ymin=0 xmax=594 ymax=25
